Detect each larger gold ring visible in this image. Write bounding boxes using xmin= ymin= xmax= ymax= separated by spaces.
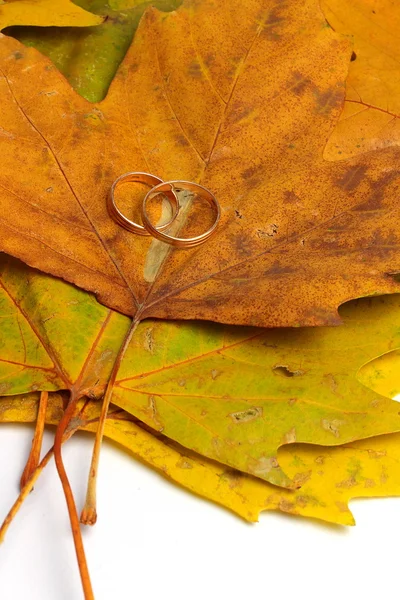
xmin=107 ymin=172 xmax=179 ymax=236
xmin=141 ymin=180 xmax=220 ymax=247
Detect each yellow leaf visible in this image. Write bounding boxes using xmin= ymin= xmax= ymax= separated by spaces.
xmin=358 ymin=349 xmax=400 ymax=400
xmin=7 ymin=0 xmax=181 ymax=101
xmin=111 ymin=294 xmax=400 ymax=487
xmin=322 ymin=0 xmax=400 ymax=159
xmin=2 ymin=393 xmax=400 ymax=525
xmin=0 ymin=0 xmax=104 ymax=30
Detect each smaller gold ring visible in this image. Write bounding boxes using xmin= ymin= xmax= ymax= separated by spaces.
xmin=141 ymin=180 xmax=220 ymax=248
xmin=107 ymin=172 xmax=179 ymax=236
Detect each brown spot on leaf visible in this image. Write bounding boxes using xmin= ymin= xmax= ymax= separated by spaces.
xmin=264 ymin=261 xmax=295 ymax=277
xmin=313 ymin=86 xmax=343 ymax=114
xmin=143 ymin=327 xmax=155 ymax=353
xmin=289 ymin=71 xmax=311 ymax=95
xmin=228 ymin=100 xmax=254 ymax=126
xmin=292 ymin=470 xmax=311 ymax=487
xmin=321 ymin=418 xmax=344 ymax=438
xmin=261 ymin=4 xmax=286 ymax=40
xmin=335 ymin=164 xmax=368 ymax=192
xmin=282 ymin=427 xmax=297 ymax=444
xmin=241 ymin=164 xmax=264 ymax=190
xmin=229 ymin=231 xmax=257 ymax=256
xmin=147 ymin=395 xmax=163 ymax=431
xmin=356 ymin=171 xmax=400 ymax=211
xmin=144 ymin=8 xmax=157 ymax=23
xmin=229 ymin=406 xmax=263 ymax=423
xmin=324 ymin=373 xmax=343 ymax=398
xmin=256 ymin=224 xmax=278 ymax=239
xmin=336 ymin=475 xmax=357 ymax=489
xmin=249 ymin=455 xmax=279 ymax=477
xmin=220 ymin=469 xmax=241 ymax=489
xmin=279 ymin=499 xmax=296 ymax=513
xmin=364 ymin=478 xmax=376 ymax=488
xmin=380 ymin=467 xmax=389 ymax=484
xmin=359 ymin=229 xmax=399 ymax=261
xmin=204 ymin=53 xmax=215 ymax=67
xmin=242 ymin=164 xmax=263 ymax=179
xmin=284 ymin=190 xmax=302 ymax=204
xmin=295 ymin=495 xmax=311 ymax=508
xmin=175 ymin=134 xmax=190 ymax=147
xmin=128 ymin=61 xmax=139 ymax=74
xmin=367 ymin=449 xmax=387 ymax=459
xmin=176 ymin=458 xmax=193 ymax=469
xmin=0 ymin=383 xmax=11 ymax=395
xmin=301 ymin=305 xmax=341 ymax=326
xmin=188 ymin=61 xmax=202 ymax=78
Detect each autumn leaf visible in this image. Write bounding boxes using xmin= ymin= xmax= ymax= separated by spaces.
xmin=7 ymin=0 xmax=182 ymax=102
xmin=110 ymin=293 xmax=400 ymax=487
xmin=358 ymin=349 xmax=400 ymax=401
xmin=2 ymin=255 xmax=400 ymax=487
xmin=0 ymin=0 xmax=399 ymax=330
xmin=0 ymin=255 xmax=130 ymax=397
xmin=322 ymin=0 xmax=400 ymax=159
xmin=0 ymin=390 xmax=66 ymax=422
xmin=2 ymin=392 xmax=400 ymax=526
xmin=0 ymin=0 xmax=104 ymax=30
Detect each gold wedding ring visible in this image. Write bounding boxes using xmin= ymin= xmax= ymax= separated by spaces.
xmin=107 ymin=172 xmax=179 ymax=236
xmin=141 ymin=180 xmax=220 ymax=248
xmin=108 ymin=174 xmax=220 ymax=248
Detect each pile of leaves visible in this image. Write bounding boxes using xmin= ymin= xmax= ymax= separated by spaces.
xmin=1 ymin=0 xmax=400 ymax=597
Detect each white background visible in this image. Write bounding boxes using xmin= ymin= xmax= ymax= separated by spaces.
xmin=1 ymin=423 xmax=399 ymax=600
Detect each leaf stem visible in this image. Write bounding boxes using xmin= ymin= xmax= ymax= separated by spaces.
xmin=81 ymin=317 xmax=140 ymax=525
xmin=54 ymin=391 xmax=94 ymax=600
xmin=0 ymin=445 xmax=53 ymax=544
xmin=0 ymin=416 xmax=77 ymax=542
xmin=20 ymin=391 xmax=48 ymax=489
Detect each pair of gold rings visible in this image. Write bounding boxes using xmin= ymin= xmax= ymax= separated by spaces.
xmin=107 ymin=172 xmax=220 ymax=248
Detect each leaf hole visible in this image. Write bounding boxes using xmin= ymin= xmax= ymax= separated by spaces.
xmin=256 ymin=224 xmax=278 ymax=238
xmin=273 ymin=365 xmax=304 ymax=377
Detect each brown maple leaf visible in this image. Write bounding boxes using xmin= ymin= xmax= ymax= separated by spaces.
xmin=0 ymin=0 xmax=399 ymax=328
